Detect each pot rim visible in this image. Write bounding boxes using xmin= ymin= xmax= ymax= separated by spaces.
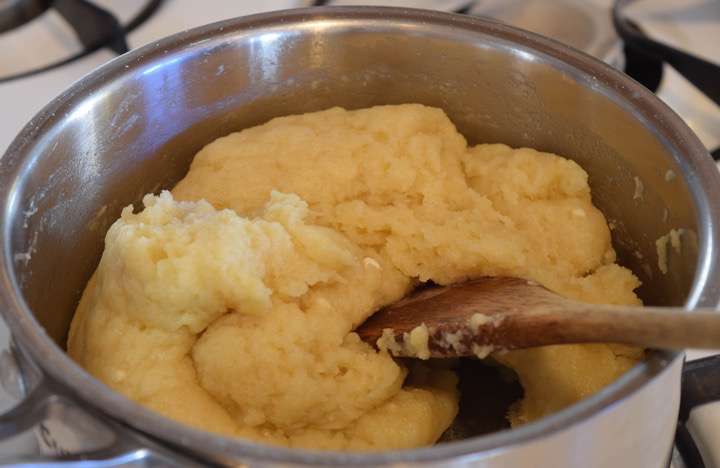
xmin=2 ymin=6 xmax=720 ymax=465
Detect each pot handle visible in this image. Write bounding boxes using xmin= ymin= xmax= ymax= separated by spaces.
xmin=676 ymin=355 xmax=720 ymax=468
xmin=0 ymin=346 xmax=200 ymax=467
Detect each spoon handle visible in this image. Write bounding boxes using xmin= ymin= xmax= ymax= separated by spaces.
xmin=509 ymin=305 xmax=720 ymax=350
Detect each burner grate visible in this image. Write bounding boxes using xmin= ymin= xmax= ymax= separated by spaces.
xmin=0 ymin=0 xmax=164 ymax=83
xmin=0 ymin=0 xmax=51 ymax=33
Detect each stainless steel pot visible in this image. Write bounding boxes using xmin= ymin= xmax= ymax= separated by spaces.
xmin=0 ymin=7 xmax=718 ymax=467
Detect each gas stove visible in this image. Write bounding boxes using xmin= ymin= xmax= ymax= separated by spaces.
xmin=0 ymin=1 xmax=718 ymax=466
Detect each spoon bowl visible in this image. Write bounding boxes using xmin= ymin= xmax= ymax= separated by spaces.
xmin=356 ymin=277 xmax=720 ymax=358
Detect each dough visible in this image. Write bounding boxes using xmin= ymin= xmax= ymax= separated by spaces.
xmin=68 ymin=104 xmax=641 ymax=450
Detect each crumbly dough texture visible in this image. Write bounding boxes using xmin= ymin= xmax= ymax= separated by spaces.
xmin=68 ymin=104 xmax=642 ymax=451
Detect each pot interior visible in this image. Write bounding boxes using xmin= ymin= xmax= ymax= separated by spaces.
xmin=1 ymin=8 xmax=706 ymax=443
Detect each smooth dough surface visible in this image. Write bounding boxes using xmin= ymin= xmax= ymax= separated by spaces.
xmin=68 ymin=104 xmax=642 ymax=450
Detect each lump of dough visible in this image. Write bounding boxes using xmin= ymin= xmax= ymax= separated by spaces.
xmin=69 ymin=189 xmax=457 ymax=450
xmin=69 ymin=104 xmax=642 ymax=450
xmin=496 ymin=343 xmax=644 ymax=425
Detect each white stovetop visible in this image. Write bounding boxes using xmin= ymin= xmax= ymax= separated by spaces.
xmin=0 ymin=0 xmax=718 ymax=465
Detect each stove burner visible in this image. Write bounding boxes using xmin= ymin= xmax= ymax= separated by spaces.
xmin=0 ymin=0 xmax=51 ymax=33
xmin=0 ymin=0 xmax=165 ymax=83
xmin=613 ymin=0 xmax=720 ymax=162
xmin=613 ymin=0 xmax=720 ymax=108
xmin=677 ymin=355 xmax=720 ymax=468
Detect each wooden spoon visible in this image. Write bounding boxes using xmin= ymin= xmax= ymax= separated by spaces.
xmin=355 ymin=277 xmax=720 ymax=358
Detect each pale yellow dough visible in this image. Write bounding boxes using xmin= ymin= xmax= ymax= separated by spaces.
xmin=68 ymin=104 xmax=642 ymax=451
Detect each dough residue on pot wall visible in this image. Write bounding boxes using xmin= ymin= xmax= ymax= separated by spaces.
xmin=656 ymin=228 xmax=683 ymax=275
xmin=633 ymin=176 xmax=644 ymax=201
xmin=68 ymin=104 xmax=643 ymax=451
